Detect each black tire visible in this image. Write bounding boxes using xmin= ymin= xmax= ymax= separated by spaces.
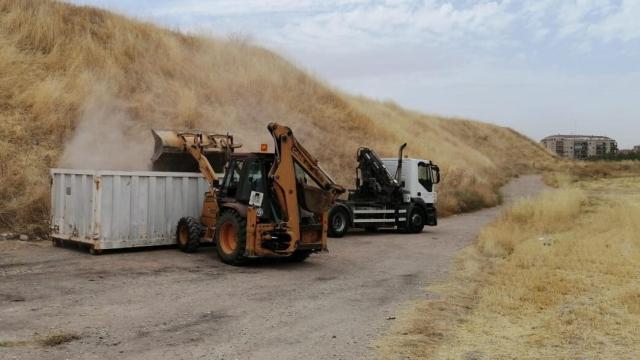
xmin=328 ymin=208 xmax=349 ymax=238
xmin=214 ymin=210 xmax=247 ymax=265
xmin=287 ymin=250 xmax=312 ymax=262
xmin=407 ymin=207 xmax=426 ymax=234
xmin=177 ymin=217 xmax=201 ymax=253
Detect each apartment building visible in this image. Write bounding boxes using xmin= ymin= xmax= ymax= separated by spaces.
xmin=541 ymin=135 xmax=618 ymax=159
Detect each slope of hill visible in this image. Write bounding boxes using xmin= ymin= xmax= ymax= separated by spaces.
xmin=0 ymin=0 xmax=555 ymax=234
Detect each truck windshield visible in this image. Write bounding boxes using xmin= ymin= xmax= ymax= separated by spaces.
xmin=418 ymin=162 xmax=433 ymax=192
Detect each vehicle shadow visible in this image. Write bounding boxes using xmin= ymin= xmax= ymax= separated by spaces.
xmin=51 ymin=238 xmax=319 ymax=269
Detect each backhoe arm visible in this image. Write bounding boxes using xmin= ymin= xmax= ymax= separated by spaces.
xmin=266 ymin=123 xmax=344 ymax=248
xmin=268 ymin=123 xmax=345 ymax=201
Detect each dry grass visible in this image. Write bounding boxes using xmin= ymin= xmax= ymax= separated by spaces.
xmin=0 ymin=331 xmax=80 ymax=347
xmin=37 ymin=332 xmax=80 ymax=347
xmin=477 ymin=188 xmax=587 ymax=257
xmin=378 ymin=176 xmax=640 ymax=359
xmin=0 ymin=0 xmax=554 ymax=233
xmin=544 ymin=160 xmax=640 ymax=187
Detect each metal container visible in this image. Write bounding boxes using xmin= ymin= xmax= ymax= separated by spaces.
xmin=50 ymin=169 xmax=208 ymax=252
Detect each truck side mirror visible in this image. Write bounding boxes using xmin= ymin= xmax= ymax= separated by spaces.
xmin=432 ymin=165 xmax=441 ymax=184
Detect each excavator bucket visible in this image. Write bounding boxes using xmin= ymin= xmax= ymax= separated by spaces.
xmin=151 ymin=129 xmax=239 ymax=173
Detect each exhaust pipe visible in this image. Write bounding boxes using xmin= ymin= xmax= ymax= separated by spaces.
xmin=395 ymin=143 xmax=407 ymax=184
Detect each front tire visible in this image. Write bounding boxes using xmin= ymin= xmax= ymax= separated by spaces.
xmin=328 ymin=208 xmax=349 ymax=238
xmin=177 ymin=217 xmax=201 ymax=253
xmin=407 ymin=208 xmax=426 ymax=233
xmin=215 ymin=210 xmax=247 ymax=265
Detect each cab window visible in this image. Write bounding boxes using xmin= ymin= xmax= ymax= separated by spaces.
xmin=294 ymin=162 xmax=322 ymax=188
xmin=418 ymin=162 xmax=434 ymax=192
xmin=222 ymin=160 xmax=244 ymax=197
xmin=246 ymin=160 xmax=264 ymax=193
xmin=235 ymin=159 xmax=266 ymax=203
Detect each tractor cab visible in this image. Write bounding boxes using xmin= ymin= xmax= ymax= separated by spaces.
xmin=218 ymin=153 xmax=327 ymax=224
xmin=219 ymin=153 xmax=281 ymax=222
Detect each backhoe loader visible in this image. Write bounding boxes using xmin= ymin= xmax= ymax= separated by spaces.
xmin=151 ymin=123 xmax=345 ymax=265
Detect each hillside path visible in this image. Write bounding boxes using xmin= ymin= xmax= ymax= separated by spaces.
xmin=0 ymin=175 xmax=546 ymax=360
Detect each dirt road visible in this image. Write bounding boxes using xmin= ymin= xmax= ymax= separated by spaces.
xmin=0 ymin=175 xmax=546 ymax=360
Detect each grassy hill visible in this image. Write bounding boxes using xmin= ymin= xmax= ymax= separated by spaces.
xmin=0 ymin=0 xmax=555 ymax=234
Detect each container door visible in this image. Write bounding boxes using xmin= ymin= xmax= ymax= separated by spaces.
xmin=51 ymin=171 xmax=95 ymax=240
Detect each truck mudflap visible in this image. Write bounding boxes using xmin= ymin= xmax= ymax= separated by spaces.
xmin=426 ymin=206 xmax=437 ymax=226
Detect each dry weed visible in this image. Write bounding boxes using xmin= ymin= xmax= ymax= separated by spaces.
xmin=379 ymin=176 xmax=640 ymax=359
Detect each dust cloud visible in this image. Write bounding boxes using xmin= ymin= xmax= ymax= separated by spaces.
xmin=59 ymin=90 xmax=153 ymax=171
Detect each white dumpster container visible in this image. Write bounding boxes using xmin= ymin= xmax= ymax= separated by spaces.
xmin=50 ymin=169 xmax=209 ymax=252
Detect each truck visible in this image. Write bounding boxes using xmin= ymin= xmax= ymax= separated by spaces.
xmin=327 ymin=144 xmax=440 ymax=237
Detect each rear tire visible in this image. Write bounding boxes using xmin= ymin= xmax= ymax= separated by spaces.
xmin=215 ymin=210 xmax=247 ymax=265
xmin=177 ymin=217 xmax=201 ymax=253
xmin=328 ymin=208 xmax=349 ymax=238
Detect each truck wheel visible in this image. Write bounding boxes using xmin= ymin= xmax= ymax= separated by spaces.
xmin=215 ymin=210 xmax=247 ymax=265
xmin=328 ymin=208 xmax=349 ymax=238
xmin=287 ymin=250 xmax=312 ymax=262
xmin=407 ymin=208 xmax=426 ymax=233
xmin=177 ymin=217 xmax=201 ymax=253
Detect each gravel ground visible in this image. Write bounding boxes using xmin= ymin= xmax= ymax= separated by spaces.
xmin=0 ymin=175 xmax=546 ymax=360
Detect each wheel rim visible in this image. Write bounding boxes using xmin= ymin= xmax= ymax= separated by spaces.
xmin=219 ymin=222 xmax=237 ymax=254
xmin=332 ymin=212 xmax=346 ymax=233
xmin=411 ymin=212 xmax=423 ymax=227
xmin=178 ymin=226 xmax=188 ymax=246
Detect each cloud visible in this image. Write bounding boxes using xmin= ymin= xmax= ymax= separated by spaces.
xmin=70 ymin=1 xmax=640 ymax=50
xmin=66 ymin=0 xmax=640 ymax=147
xmin=519 ymin=0 xmax=640 ymax=44
xmin=588 ymin=0 xmax=640 ymax=42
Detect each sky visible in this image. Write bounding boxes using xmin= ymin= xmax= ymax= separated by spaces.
xmin=69 ymin=0 xmax=640 ymax=148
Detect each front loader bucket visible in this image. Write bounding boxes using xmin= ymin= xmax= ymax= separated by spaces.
xmin=151 ymin=129 xmax=237 ymax=173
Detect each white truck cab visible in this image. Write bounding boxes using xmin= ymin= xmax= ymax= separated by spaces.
xmin=381 ymin=158 xmax=439 ymax=205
